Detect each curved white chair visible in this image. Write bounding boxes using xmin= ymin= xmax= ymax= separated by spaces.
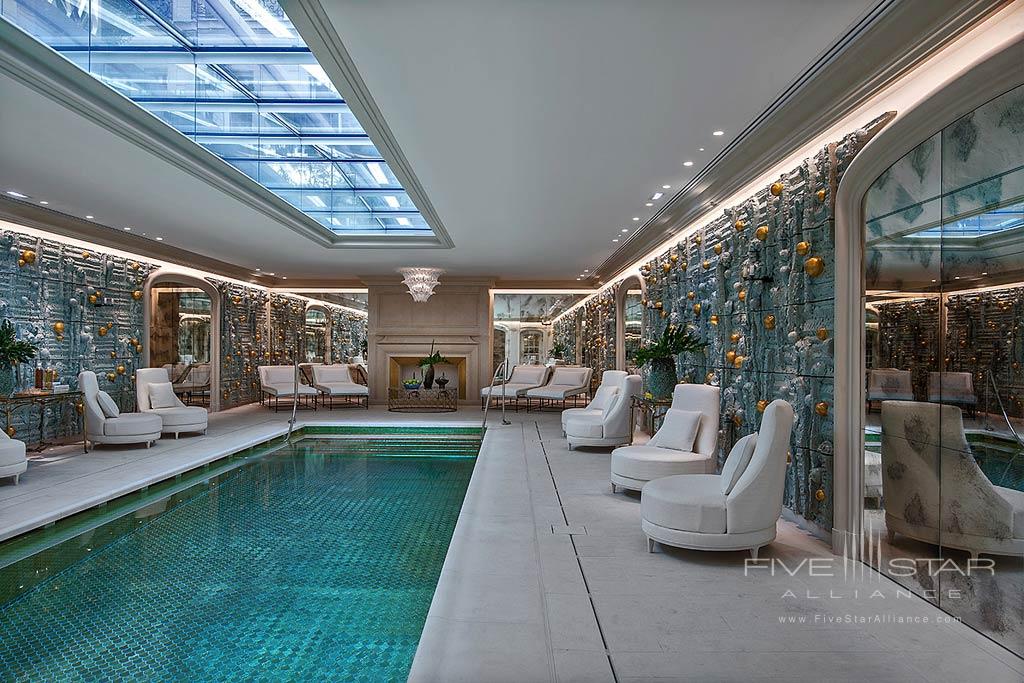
xmin=259 ymin=365 xmax=318 ymax=412
xmin=313 ymin=364 xmax=369 ymax=409
xmin=79 ymin=371 xmax=162 ymax=450
xmin=524 ymin=366 xmax=593 ymax=411
xmin=136 ymin=368 xmax=208 ymax=438
xmin=610 ymin=384 xmax=720 ymax=493
xmin=641 ymin=399 xmax=794 ymax=559
xmin=562 ymin=370 xmax=627 ymax=434
xmin=0 ymin=430 xmax=27 ymax=485
xmin=480 ymin=365 xmax=550 ymax=408
xmin=565 ymin=375 xmax=642 ymax=449
xmin=881 ymin=400 xmax=1023 ymax=558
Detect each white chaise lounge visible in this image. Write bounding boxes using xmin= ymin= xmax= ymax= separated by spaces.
xmin=641 ymin=399 xmax=794 ymax=559
xmin=480 ymin=365 xmax=550 ymax=410
xmin=524 ymin=366 xmax=593 ymax=411
xmin=79 ymin=370 xmax=163 ymax=450
xmin=867 ymin=368 xmax=914 ymax=409
xmin=927 ymin=371 xmax=976 ymax=411
xmin=0 ymin=430 xmax=27 ymax=485
xmin=312 ymin=364 xmax=369 ymax=409
xmin=561 ymin=370 xmax=627 ymax=434
xmin=259 ymin=365 xmax=319 ymax=412
xmin=564 ymin=375 xmax=642 ymax=449
xmin=881 ymin=400 xmax=1024 ymax=558
xmin=610 ymin=383 xmax=720 ymax=493
xmin=136 ymin=368 xmax=208 ymax=438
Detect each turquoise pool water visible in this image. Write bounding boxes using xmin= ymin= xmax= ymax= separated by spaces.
xmin=0 ymin=434 xmax=479 ymax=682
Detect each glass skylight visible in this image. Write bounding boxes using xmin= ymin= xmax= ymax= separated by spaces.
xmin=2 ymin=0 xmax=431 ymax=238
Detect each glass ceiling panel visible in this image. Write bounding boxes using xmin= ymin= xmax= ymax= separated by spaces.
xmin=2 ymin=0 xmax=431 ymax=238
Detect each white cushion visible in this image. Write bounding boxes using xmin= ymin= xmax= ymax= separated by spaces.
xmin=548 ymin=367 xmax=589 ymax=387
xmin=720 ymin=434 xmax=758 ymax=494
xmin=0 ymin=438 xmax=26 ymax=467
xmin=507 ymin=366 xmax=547 ymax=385
xmin=642 ymin=474 xmax=727 ymax=534
xmin=481 ymin=383 xmax=536 ymax=398
xmin=648 ymin=409 xmax=701 ymax=451
xmin=149 ymin=406 xmax=208 ymax=428
xmin=96 ymin=391 xmax=120 ymax=418
xmin=612 ymin=445 xmax=711 ymax=481
xmin=103 ymin=413 xmax=162 ymax=437
xmin=318 ymin=382 xmax=369 ymax=396
xmin=527 ymin=385 xmax=587 ymax=399
xmin=564 ymin=413 xmax=605 ymax=438
xmin=148 ymin=382 xmax=179 ymax=409
xmin=313 ymin=365 xmax=352 ymax=384
xmin=589 ymin=386 xmax=618 ymax=411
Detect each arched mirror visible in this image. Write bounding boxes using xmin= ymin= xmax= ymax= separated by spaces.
xmin=616 ymin=275 xmax=645 ymax=373
xmin=304 ymin=307 xmax=329 ymax=363
xmin=149 ymin=282 xmax=212 ymax=406
xmin=520 ymin=329 xmax=542 ymax=364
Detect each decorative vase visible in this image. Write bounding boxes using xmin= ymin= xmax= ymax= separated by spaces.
xmin=422 ymin=363 xmax=435 ymax=389
xmin=0 ymin=364 xmax=16 ymax=398
xmin=648 ymin=358 xmax=677 ymax=400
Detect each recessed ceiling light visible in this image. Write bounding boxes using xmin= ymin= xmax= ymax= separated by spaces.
xmin=699 ymin=147 xmax=705 ymax=151
xmin=662 ymin=185 xmax=671 ymax=189
xmin=584 ymin=269 xmax=589 ymax=272
xmin=5 ymin=191 xmax=28 ymax=199
xmin=954 ymin=276 xmax=961 ymax=280
xmin=632 ymin=217 xmax=640 ymax=221
xmin=612 ymin=238 xmax=619 ymax=242
xmin=268 ymin=272 xmax=276 ymax=276
xmin=85 ymin=215 xmax=94 ymax=220
xmin=645 ymin=202 xmax=653 ymax=207
xmin=683 ymin=161 xmax=693 ymax=167
xmin=155 ymin=237 xmax=164 ymax=241
xmin=282 ymin=276 xmax=288 ymax=280
xmin=651 ymin=192 xmax=663 ymax=200
xmin=255 ymin=268 xmax=261 ymax=271
xmin=123 ymin=226 xmax=131 ymax=231
xmin=621 ymin=228 xmax=629 ymax=233
xmin=39 ymin=201 xmax=48 ymax=205
xmin=713 ymin=130 xmax=724 ymax=136
xmin=982 ymin=271 xmax=988 ymax=275
xmin=575 ymin=277 xmax=581 ymax=281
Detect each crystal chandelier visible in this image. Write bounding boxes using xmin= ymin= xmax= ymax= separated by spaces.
xmin=398 ymin=267 xmax=443 ymax=302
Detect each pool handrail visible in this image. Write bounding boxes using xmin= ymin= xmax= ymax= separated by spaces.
xmin=482 ymin=359 xmax=511 ymax=429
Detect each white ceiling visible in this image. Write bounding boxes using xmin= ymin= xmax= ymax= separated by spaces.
xmin=0 ymin=0 xmax=877 ymax=283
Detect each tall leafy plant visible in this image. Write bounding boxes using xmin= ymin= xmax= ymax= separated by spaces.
xmin=550 ymin=341 xmax=569 ymax=359
xmin=632 ymin=325 xmax=706 ymax=367
xmin=0 ymin=320 xmax=36 ymax=366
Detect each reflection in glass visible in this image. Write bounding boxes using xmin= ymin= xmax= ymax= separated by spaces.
xmin=624 ymin=288 xmax=643 ymax=373
xmin=863 ymin=83 xmax=1024 ymax=655
xmin=305 ymin=308 xmax=328 ymax=363
xmin=149 ymin=284 xmax=212 ymax=406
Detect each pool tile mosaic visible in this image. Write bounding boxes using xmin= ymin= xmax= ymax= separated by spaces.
xmin=0 ymin=438 xmax=476 ymax=682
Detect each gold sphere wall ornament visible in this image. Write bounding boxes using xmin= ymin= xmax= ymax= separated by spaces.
xmin=763 ymin=314 xmax=776 ymax=330
xmin=106 ymin=372 xmax=117 ymax=382
xmin=815 ymin=401 xmax=830 ymax=416
xmin=670 ymin=253 xmax=679 ymax=264
xmin=730 ymin=332 xmax=741 ymax=344
xmin=17 ymin=259 xmax=26 ymax=268
xmin=647 ymin=276 xmax=657 ymax=285
xmin=53 ymin=321 xmax=65 ymax=335
xmin=737 ymin=290 xmax=747 ymax=302
xmin=660 ymin=310 xmax=668 ymax=319
xmin=116 ymin=364 xmax=126 ymax=375
xmin=110 ymin=351 xmax=117 ymax=359
xmin=232 ymin=296 xmax=242 ymax=305
xmin=136 ymin=344 xmax=143 ymax=353
xmin=678 ymin=260 xmax=687 ymax=271
xmin=815 ymin=489 xmax=827 ymax=502
xmin=702 ymin=260 xmax=711 ymax=270
xmin=757 ymin=399 xmax=768 ymax=413
xmin=725 ymin=350 xmax=737 ymax=364
xmin=5 ymin=426 xmax=15 ymax=437
xmin=131 ymin=290 xmax=143 ymax=300
xmin=770 ymin=182 xmax=784 ymax=197
xmin=705 ymin=371 xmax=715 ymax=384
xmin=733 ymin=355 xmax=744 ymax=369
xmin=687 ymin=291 xmax=695 ymax=300
xmin=709 ymin=315 xmax=719 ymax=325
xmin=755 ymin=225 xmax=769 ymax=241
xmin=129 ymin=261 xmax=140 ymax=271
xmin=88 ymin=294 xmax=98 ymax=305
xmin=693 ymin=303 xmax=702 ymax=315
xmin=734 ymin=220 xmax=746 ymax=232
xmin=795 ymin=241 xmax=811 ymax=256
xmin=732 ymin=414 xmax=743 ymax=427
xmin=97 ymin=326 xmax=108 ymax=337
xmin=654 ymin=301 xmax=663 ymax=309
xmin=75 ymin=402 xmax=84 ymax=415
xmin=804 ymin=257 xmax=825 ymax=277
xmin=694 ymin=234 xmax=702 ymax=245
xmin=713 ymin=243 xmax=723 ymax=255
xmin=816 ymin=188 xmax=827 ymax=202
xmin=816 ymin=327 xmax=829 ymax=341
xmin=21 ymin=250 xmax=36 ymax=264
xmin=81 ymin=251 xmax=91 ymax=260
xmin=661 ymin=262 xmax=671 ymax=273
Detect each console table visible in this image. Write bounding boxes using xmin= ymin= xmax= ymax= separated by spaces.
xmin=387 ymin=387 xmax=458 ymax=413
xmin=1 ymin=391 xmax=85 ymax=451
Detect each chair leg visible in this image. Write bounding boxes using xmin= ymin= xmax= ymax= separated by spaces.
xmin=13 ymin=473 xmax=20 ymax=485
xmin=886 ymin=528 xmax=896 ymax=544
xmin=750 ymin=546 xmax=761 ymax=560
xmin=175 ymin=432 xmax=180 ymax=439
xmin=647 ymin=537 xmax=658 ymax=553
xmin=610 ymin=482 xmax=617 ymax=493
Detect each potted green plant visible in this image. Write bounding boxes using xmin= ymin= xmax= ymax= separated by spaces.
xmin=418 ymin=340 xmax=450 ymax=390
xmin=550 ymin=341 xmax=569 ymax=362
xmin=0 ymin=320 xmax=37 ymax=397
xmin=633 ymin=325 xmax=706 ymax=399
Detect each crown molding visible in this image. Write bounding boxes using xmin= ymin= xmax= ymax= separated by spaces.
xmin=280 ymin=0 xmax=456 ymax=249
xmin=0 ymin=19 xmax=449 ymax=250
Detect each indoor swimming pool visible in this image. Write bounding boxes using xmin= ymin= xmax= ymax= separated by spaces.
xmin=0 ymin=430 xmax=480 ymax=682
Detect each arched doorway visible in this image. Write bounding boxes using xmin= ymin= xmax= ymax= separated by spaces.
xmin=143 ymin=269 xmax=221 ymax=411
xmin=304 ymin=305 xmax=330 ymax=363
xmin=615 ymin=275 xmax=645 ymax=373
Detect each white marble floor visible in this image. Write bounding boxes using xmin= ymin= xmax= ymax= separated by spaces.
xmin=1 ymin=403 xmax=1022 ymax=681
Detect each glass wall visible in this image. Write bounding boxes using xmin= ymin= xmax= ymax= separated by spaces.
xmin=492 ymin=293 xmax=586 ymax=375
xmin=1 ymin=0 xmax=430 ymax=237
xmin=149 ymin=283 xmax=212 ymax=406
xmin=863 ymin=83 xmax=1024 ymax=655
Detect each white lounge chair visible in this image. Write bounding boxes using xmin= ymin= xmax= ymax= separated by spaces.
xmin=867 ymin=368 xmax=914 ymax=408
xmin=565 ymin=375 xmax=642 ymax=449
xmin=0 ymin=430 xmax=27 ymax=485
xmin=881 ymin=400 xmax=1023 ymax=558
xmin=641 ymin=399 xmax=794 ymax=559
xmin=79 ymin=370 xmax=162 ymax=450
xmin=561 ymin=370 xmax=627 ymax=434
xmin=480 ymin=365 xmax=550 ymax=410
xmin=927 ymin=371 xmax=976 ymax=409
xmin=136 ymin=368 xmax=208 ymax=438
xmin=610 ymin=383 xmax=720 ymax=493
xmin=313 ymin=364 xmax=369 ymax=409
xmin=258 ymin=365 xmax=319 ymax=412
xmin=524 ymin=366 xmax=593 ymax=411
